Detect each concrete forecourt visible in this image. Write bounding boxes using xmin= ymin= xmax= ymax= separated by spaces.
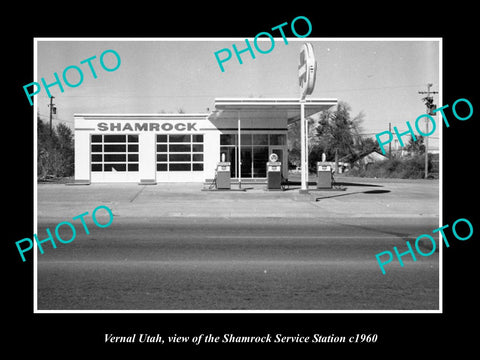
xmin=35 ymin=175 xmax=440 ymax=311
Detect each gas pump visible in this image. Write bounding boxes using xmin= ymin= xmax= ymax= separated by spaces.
xmin=316 ymin=162 xmax=332 ymax=189
xmin=267 ymin=153 xmax=282 ymax=190
xmin=216 ymin=162 xmax=231 ymax=190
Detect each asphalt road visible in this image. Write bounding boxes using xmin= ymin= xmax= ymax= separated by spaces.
xmin=36 ymin=216 xmax=439 ymax=311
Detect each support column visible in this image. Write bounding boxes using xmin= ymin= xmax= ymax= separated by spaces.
xmin=300 ymin=99 xmax=308 ymax=193
xmin=238 ymin=112 xmax=242 ymax=189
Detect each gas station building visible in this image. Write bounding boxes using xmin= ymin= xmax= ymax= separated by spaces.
xmin=73 ymin=98 xmax=337 ymax=184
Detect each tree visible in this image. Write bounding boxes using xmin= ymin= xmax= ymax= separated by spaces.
xmin=287 ymin=115 xmax=318 ymax=169
xmin=316 ymin=102 xmax=363 ymax=155
xmin=55 ymin=123 xmax=74 ymax=176
xmin=310 ymin=101 xmax=376 ymax=168
xmin=404 ymin=135 xmax=425 ymax=155
xmin=288 ymin=101 xmax=377 ymax=171
xmin=37 ymin=118 xmax=74 ymax=180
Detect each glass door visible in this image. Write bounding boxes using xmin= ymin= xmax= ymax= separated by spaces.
xmin=240 ymin=148 xmax=252 ymax=178
xmin=253 ymin=146 xmax=269 ymax=177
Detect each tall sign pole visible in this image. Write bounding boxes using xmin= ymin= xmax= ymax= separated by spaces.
xmin=298 ymin=43 xmax=317 ymax=193
xmin=300 ymin=100 xmax=306 ymax=190
xmin=238 ymin=112 xmax=242 ymax=189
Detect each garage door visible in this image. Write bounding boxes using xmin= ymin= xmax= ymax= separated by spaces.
xmin=90 ymin=134 xmax=140 ymax=182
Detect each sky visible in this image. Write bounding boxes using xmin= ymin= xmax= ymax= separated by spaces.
xmin=35 ymin=38 xmax=440 ymax=150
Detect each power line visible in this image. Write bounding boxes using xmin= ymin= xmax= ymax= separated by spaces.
xmin=318 ymin=83 xmax=429 ymax=94
xmin=35 ymin=84 xmax=428 ymax=99
xmin=37 ymin=94 xmax=217 ymax=99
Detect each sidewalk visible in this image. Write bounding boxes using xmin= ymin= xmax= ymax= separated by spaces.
xmin=36 ymin=176 xmax=439 ymax=220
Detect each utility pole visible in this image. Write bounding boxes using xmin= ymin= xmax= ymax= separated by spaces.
xmin=418 ymin=83 xmax=438 ymax=179
xmin=388 ymin=122 xmax=392 ymax=158
xmin=48 ymin=96 xmax=56 ymax=136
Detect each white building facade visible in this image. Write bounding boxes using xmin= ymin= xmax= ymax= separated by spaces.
xmin=73 ymin=98 xmax=337 ymax=184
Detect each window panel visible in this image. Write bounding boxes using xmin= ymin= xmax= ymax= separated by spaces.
xmin=253 ymin=146 xmax=268 ymax=177
xmin=240 ymin=148 xmax=252 ymax=177
xmin=128 ymin=144 xmax=138 ymax=152
xmin=91 ymin=164 xmax=102 ymax=172
xmin=157 ymin=154 xmax=167 ymax=162
xmin=192 ymin=134 xmax=204 ymax=143
xmin=157 ymin=163 xmax=168 ymax=171
xmin=192 ymin=144 xmax=203 ymax=152
xmin=240 ymin=134 xmax=252 ymax=146
xmin=104 ymin=154 xmax=126 ymax=162
xmin=92 ymin=145 xmax=102 ymax=152
xmin=270 ymin=134 xmax=286 ymax=145
xmin=169 ymin=134 xmax=191 ymax=143
xmin=157 ymin=144 xmax=167 ymax=152
xmin=170 ymin=163 xmax=191 ymax=171
xmin=157 ymin=135 xmax=167 ymax=143
xmin=91 ymin=135 xmax=102 ymax=143
xmin=169 ymin=154 xmax=191 ymax=162
xmin=128 ymin=164 xmax=139 ymax=171
xmin=104 ymin=163 xmax=126 ymax=172
xmin=104 ymin=135 xmax=126 ymax=143
xmin=104 ymin=144 xmax=126 ymax=152
xmin=220 ymin=146 xmax=235 ymax=162
xmin=91 ymin=154 xmax=102 ymax=162
xmin=252 ymin=134 xmax=268 ymax=145
xmin=128 ymin=135 xmax=139 ymax=143
xmin=128 ymin=154 xmax=139 ymax=162
xmin=193 ymin=163 xmax=204 ymax=171
xmin=170 ymin=144 xmax=191 ymax=152
xmin=220 ymin=134 xmax=236 ymax=145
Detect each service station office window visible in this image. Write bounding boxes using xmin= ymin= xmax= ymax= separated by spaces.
xmin=91 ymin=134 xmax=139 ymax=172
xmin=220 ymin=133 xmax=286 ymax=178
xmin=156 ymin=134 xmax=204 ymax=172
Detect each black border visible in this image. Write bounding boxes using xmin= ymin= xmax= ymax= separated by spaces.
xmin=7 ymin=5 xmax=479 ymax=355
